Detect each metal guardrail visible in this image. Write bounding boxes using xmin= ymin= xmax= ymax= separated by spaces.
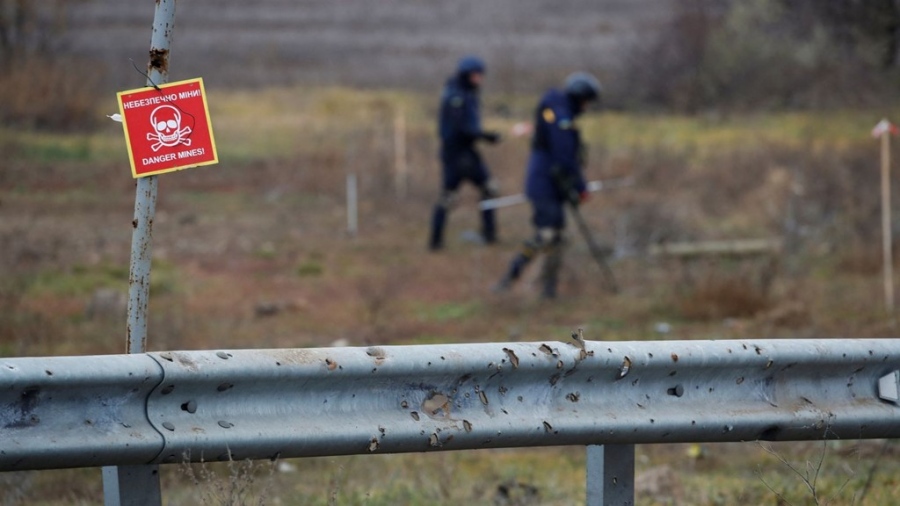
xmin=3 ymin=338 xmax=900 ymax=475
xmin=1 ymin=354 xmax=164 ymax=470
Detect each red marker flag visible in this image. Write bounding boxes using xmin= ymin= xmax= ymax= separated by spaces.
xmin=872 ymin=119 xmax=899 ymax=139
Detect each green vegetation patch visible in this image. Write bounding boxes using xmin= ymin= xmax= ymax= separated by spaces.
xmin=296 ymin=261 xmax=324 ymax=277
xmin=1 ymin=128 xmax=123 ymax=164
xmin=27 ymin=260 xmax=180 ymax=297
xmin=416 ymin=301 xmax=481 ymax=323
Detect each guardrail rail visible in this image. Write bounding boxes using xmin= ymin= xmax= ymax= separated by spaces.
xmin=2 ymin=338 xmax=899 ymax=505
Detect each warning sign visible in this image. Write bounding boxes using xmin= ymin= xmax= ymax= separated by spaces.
xmin=117 ymin=78 xmax=218 ymax=178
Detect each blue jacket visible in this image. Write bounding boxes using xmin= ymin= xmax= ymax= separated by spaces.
xmin=525 ymin=89 xmax=586 ymax=202
xmin=438 ymin=75 xmax=485 ymax=157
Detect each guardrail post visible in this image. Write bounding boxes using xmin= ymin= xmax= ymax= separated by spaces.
xmin=102 ymin=1 xmax=177 ymax=504
xmin=586 ymin=444 xmax=635 ymax=506
xmin=102 ymin=466 xmax=162 ymax=506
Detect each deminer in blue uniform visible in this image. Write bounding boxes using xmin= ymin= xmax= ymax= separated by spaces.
xmin=494 ymin=72 xmax=602 ymax=298
xmin=429 ymin=56 xmax=502 ymax=250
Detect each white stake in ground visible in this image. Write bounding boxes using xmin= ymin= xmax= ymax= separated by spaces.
xmin=347 ymin=172 xmax=358 ymax=237
xmin=394 ymin=108 xmax=408 ymax=199
xmin=873 ymin=119 xmax=899 ymax=313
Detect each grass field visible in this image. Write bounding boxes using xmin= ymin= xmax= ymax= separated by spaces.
xmin=2 ymin=86 xmax=900 ymax=504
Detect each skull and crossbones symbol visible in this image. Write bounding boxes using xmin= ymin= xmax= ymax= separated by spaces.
xmin=146 ymin=105 xmax=192 ymax=152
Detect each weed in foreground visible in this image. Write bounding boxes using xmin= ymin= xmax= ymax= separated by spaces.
xmin=756 ymin=425 xmax=854 ymax=506
xmin=179 ymin=452 xmax=277 ymax=506
xmin=0 ymin=471 xmax=35 ymax=506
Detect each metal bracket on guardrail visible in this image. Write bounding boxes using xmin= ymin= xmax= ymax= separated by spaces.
xmin=879 ymin=370 xmax=900 ymax=404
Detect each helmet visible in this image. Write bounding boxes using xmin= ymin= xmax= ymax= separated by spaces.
xmin=457 ymin=55 xmax=486 ymax=75
xmin=564 ymin=72 xmax=602 ymax=104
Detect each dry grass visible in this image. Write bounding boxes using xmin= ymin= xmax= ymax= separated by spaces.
xmin=0 ymin=57 xmax=102 ymax=131
xmin=677 ymin=273 xmax=772 ymax=320
xmin=10 ymin=442 xmax=900 ymax=504
xmin=178 ymin=456 xmax=276 ymax=506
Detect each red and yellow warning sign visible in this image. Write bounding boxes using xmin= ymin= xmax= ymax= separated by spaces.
xmin=117 ymin=78 xmax=218 ymax=178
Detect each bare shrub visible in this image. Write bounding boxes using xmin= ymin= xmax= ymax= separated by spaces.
xmin=756 ymin=425 xmax=855 ymax=506
xmin=614 ymin=0 xmax=719 ymax=111
xmin=635 ymin=465 xmax=684 ymax=505
xmin=0 ymin=57 xmax=102 ymax=131
xmin=784 ymin=143 xmax=884 ymax=260
xmin=835 ymin=244 xmax=887 ymax=276
xmin=616 ymin=0 xmax=895 ymax=111
xmin=676 ymin=263 xmax=772 ymax=320
xmin=621 ymin=139 xmax=883 ymax=257
xmin=0 ymin=2 xmax=101 ymax=130
xmin=756 ymin=299 xmax=811 ymax=329
xmin=610 ymin=147 xmax=691 ymax=253
xmin=179 ymin=454 xmax=277 ymax=506
xmin=355 ymin=265 xmax=409 ymax=343
xmin=0 ymin=471 xmax=35 ymax=505
xmin=493 ymin=479 xmax=540 ymax=505
xmin=0 ymin=235 xmax=59 ymax=356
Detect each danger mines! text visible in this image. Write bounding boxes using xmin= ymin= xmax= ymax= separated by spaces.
xmin=142 ymin=147 xmax=206 ymax=166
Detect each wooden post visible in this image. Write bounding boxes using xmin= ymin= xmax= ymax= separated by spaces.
xmin=394 ymin=108 xmax=408 ymax=199
xmin=882 ymin=127 xmax=894 ymax=312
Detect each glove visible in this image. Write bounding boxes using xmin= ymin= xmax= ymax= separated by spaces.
xmin=565 ymin=189 xmax=589 ymax=207
xmin=564 ymin=187 xmax=580 ymax=207
xmin=482 ymin=131 xmax=501 ymax=144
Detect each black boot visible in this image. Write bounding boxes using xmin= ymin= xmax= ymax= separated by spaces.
xmin=494 ymin=253 xmax=532 ymax=292
xmin=429 ymin=205 xmax=447 ymax=250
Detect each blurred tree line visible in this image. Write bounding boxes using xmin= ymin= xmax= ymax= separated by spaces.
xmin=2 ymin=0 xmax=900 ymax=132
xmin=0 ymin=0 xmax=99 ymax=130
xmin=617 ymin=0 xmax=900 ymax=111
xmin=0 ymin=0 xmax=66 ymax=56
